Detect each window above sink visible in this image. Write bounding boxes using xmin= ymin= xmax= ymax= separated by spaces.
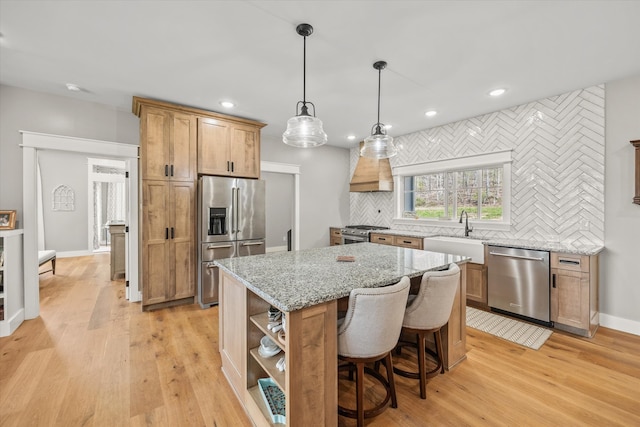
xmin=393 ymin=150 xmax=512 ymax=231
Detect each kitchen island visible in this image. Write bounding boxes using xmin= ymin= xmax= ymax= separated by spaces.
xmin=215 ymin=243 xmax=469 ymax=427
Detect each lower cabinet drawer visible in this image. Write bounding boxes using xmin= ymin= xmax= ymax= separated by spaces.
xmin=370 ymin=233 xmax=393 ymax=245
xmin=393 ymin=236 xmax=423 ymax=250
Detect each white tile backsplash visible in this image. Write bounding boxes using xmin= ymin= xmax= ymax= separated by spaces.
xmin=350 ymin=85 xmax=605 ymax=246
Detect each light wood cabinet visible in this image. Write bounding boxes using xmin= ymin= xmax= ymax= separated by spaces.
xmin=632 ymin=140 xmax=640 ymax=205
xmin=139 ymin=105 xmax=196 ymax=182
xmin=370 ymin=232 xmax=394 ymax=246
xmin=109 ymin=224 xmax=126 ymax=280
xmin=133 ymin=96 xmax=264 ymax=310
xmin=550 ymin=252 xmax=599 ymax=337
xmin=329 ymin=227 xmax=342 ymax=246
xmin=392 ymin=235 xmax=423 ymax=249
xmin=219 ymin=269 xmax=338 ymax=426
xmin=466 ymin=262 xmax=487 ymax=306
xmin=198 ymin=117 xmax=261 ymax=179
xmin=370 ymin=232 xmax=424 ymax=250
xmin=141 ymin=180 xmax=196 ymax=308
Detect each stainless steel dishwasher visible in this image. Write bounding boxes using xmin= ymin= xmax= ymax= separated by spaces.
xmin=487 ymin=246 xmax=551 ymax=323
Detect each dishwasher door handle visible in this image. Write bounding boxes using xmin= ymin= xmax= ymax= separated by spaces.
xmin=489 ymin=252 xmax=546 ymax=262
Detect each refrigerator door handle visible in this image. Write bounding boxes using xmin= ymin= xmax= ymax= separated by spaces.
xmin=230 ymin=187 xmax=236 ymax=233
xmin=207 ymin=244 xmax=233 ymax=250
xmin=241 ymin=241 xmax=264 ymax=246
xmin=236 ymin=187 xmax=241 ymax=235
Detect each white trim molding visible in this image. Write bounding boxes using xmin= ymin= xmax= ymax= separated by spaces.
xmin=261 ymin=160 xmax=301 ymax=251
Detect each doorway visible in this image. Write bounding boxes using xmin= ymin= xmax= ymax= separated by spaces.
xmin=21 ymin=131 xmax=139 ymax=319
xmin=88 ymin=158 xmax=127 ymax=253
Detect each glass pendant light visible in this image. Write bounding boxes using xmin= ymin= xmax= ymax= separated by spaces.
xmin=361 ymin=60 xmax=398 ymax=159
xmin=283 ymin=23 xmax=327 ymax=148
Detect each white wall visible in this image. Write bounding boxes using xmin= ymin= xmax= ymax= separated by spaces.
xmin=260 ymin=136 xmax=350 ymax=249
xmin=37 ymin=150 xmax=89 ymax=251
xmin=602 ymin=74 xmax=640 ymax=331
xmin=0 ymin=84 xmax=139 ymax=225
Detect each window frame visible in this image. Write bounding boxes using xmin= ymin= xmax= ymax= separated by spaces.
xmin=393 ymin=150 xmax=512 ymax=231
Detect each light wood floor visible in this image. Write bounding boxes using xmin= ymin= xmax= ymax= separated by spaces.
xmin=1 ymin=255 xmax=639 ymax=426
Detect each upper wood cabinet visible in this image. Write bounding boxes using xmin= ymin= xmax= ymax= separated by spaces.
xmin=198 ymin=118 xmax=261 ymax=178
xmin=139 ymin=105 xmax=196 ymax=182
xmin=632 ymin=140 xmax=640 ymax=205
xmin=133 ymin=96 xmax=266 ymax=180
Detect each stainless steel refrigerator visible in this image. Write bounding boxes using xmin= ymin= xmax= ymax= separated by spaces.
xmin=198 ymin=176 xmax=265 ymax=307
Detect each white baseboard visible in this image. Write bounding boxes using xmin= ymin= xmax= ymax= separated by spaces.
xmin=0 ymin=308 xmax=25 ymax=337
xmin=266 ymin=245 xmax=288 ymax=253
xmin=600 ymin=313 xmax=640 ymax=336
xmin=57 ymin=250 xmax=94 ymax=258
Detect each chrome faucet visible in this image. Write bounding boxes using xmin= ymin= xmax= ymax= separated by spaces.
xmin=459 ymin=210 xmax=473 ymax=237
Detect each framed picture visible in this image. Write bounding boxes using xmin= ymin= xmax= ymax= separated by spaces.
xmin=0 ymin=210 xmax=17 ymax=230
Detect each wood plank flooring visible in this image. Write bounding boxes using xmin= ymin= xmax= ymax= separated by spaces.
xmin=1 ymin=254 xmax=639 ymax=426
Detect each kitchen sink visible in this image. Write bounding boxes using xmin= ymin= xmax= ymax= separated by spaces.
xmin=422 ymin=236 xmax=485 ymax=264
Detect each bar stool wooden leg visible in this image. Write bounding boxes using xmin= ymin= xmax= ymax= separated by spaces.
xmin=356 ymin=362 xmax=365 ymax=427
xmin=385 ymin=352 xmax=398 ymax=408
xmin=418 ymin=331 xmax=427 ymax=399
xmin=435 ymin=329 xmax=445 ymax=374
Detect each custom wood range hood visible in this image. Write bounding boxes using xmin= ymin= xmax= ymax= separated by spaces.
xmin=349 ymin=142 xmax=394 ymax=192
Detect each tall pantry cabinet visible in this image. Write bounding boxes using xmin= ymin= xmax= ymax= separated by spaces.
xmin=133 ymin=97 xmax=265 ymax=310
xmin=136 ymin=101 xmax=197 ymax=309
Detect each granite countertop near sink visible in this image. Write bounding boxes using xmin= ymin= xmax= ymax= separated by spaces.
xmin=374 ymin=229 xmax=603 ymax=256
xmin=482 ymin=238 xmax=604 ymax=256
xmin=214 ymin=242 xmax=469 ymax=312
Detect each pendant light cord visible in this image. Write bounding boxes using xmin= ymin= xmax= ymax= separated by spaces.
xmin=377 ymin=66 xmax=381 ymax=126
xmin=302 ymin=34 xmax=307 ymax=104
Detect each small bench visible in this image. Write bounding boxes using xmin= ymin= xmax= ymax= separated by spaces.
xmin=38 ymin=250 xmax=56 ymax=275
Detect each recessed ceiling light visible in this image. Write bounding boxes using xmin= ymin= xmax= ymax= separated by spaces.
xmin=489 ymin=88 xmax=506 ymax=97
xmin=347 ymin=135 xmax=356 ymax=140
xmin=220 ymin=101 xmax=235 ymax=108
xmin=66 ymin=83 xmax=81 ymax=91
xmin=425 ymin=110 xmax=437 ymax=117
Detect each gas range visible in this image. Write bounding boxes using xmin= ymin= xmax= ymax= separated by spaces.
xmin=340 ymin=225 xmax=389 ymax=243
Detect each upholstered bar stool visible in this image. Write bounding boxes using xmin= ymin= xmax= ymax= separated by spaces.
xmin=337 ymin=277 xmax=410 ymax=427
xmin=394 ymin=263 xmax=460 ymax=399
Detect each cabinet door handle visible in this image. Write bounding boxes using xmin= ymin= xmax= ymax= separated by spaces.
xmin=379 ymin=237 xmax=386 ymax=241
xmin=165 ymin=165 xmax=169 ymax=177
xmin=231 ymin=162 xmax=235 ymax=172
xmin=227 ymin=161 xmax=230 ymax=172
xmin=170 ymin=165 xmax=174 ymax=177
xmin=171 ymin=227 xmax=175 ymax=239
xmin=165 ymin=228 xmax=169 ymax=239
xmin=559 ymin=259 xmax=580 ymax=265
xmin=552 ymin=273 xmax=556 ymax=288
xmin=403 ymin=240 xmax=411 ymax=244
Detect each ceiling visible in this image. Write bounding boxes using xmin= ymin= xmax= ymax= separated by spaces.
xmin=2 ymin=1 xmax=640 ymax=149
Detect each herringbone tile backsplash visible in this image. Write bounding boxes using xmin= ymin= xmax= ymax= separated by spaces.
xmin=350 ymin=85 xmax=605 ymax=245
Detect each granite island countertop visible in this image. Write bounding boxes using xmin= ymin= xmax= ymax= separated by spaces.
xmin=214 ymin=242 xmax=469 ymax=312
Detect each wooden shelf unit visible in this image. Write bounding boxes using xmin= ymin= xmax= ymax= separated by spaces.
xmin=219 ymin=269 xmax=337 ymax=427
